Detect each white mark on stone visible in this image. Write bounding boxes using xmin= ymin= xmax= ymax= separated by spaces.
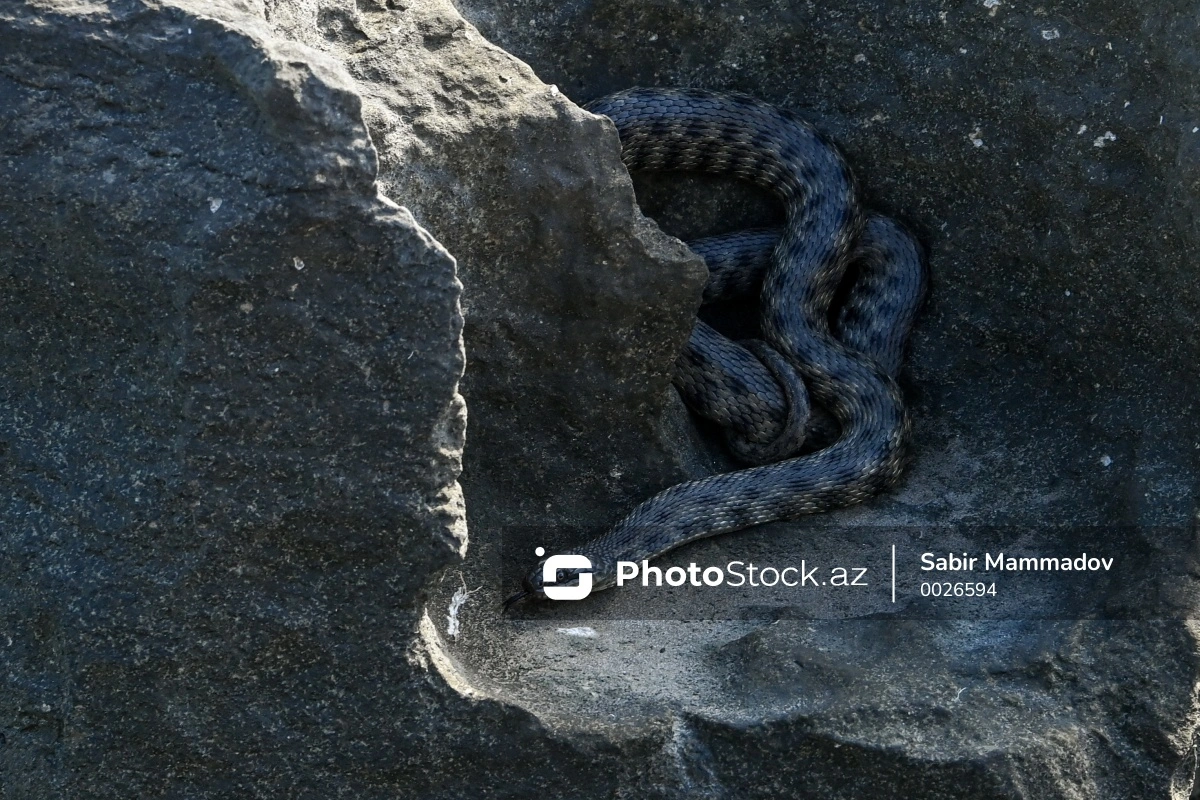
xmin=939 ymin=11 xmax=948 ymax=22
xmin=557 ymin=627 xmax=597 ymax=638
xmin=1193 ymin=127 xmax=1199 ymax=133
xmin=959 ymin=47 xmax=968 ymax=54
xmin=854 ymin=53 xmax=867 ymax=63
xmin=238 ymin=302 xmax=253 ymax=314
xmin=983 ymin=0 xmax=1001 ymax=14
xmin=1100 ymin=455 xmax=1113 ymax=467
xmin=1123 ymin=101 xmax=1131 ymax=108
xmin=314 ymin=173 xmax=327 ymax=184
xmin=1077 ymin=124 xmax=1088 ymax=134
xmin=648 ymin=33 xmax=658 ymax=41
xmin=1042 ymin=28 xmax=1060 ymax=40
xmin=208 ymin=197 xmax=223 ymax=213
xmin=1064 ymin=289 xmax=1072 ymax=296
xmin=102 ymin=170 xmax=115 ymax=184
xmin=1106 ymin=41 xmax=1112 ymax=50
xmin=188 ymin=28 xmax=192 ymax=34
xmin=1093 ymin=131 xmax=1117 ymax=147
xmin=293 ymin=256 xmax=306 ymax=271
xmin=969 ymin=127 xmax=985 ymax=147
xmin=738 ymin=14 xmax=745 ymax=22
xmin=445 ymin=578 xmax=481 ymax=640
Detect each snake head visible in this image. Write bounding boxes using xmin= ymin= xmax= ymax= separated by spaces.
xmin=503 ymin=558 xmax=591 ymax=611
xmin=503 ymin=558 xmax=549 ymax=611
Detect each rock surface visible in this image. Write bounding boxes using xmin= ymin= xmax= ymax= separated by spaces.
xmin=261 ymin=0 xmax=713 ymax=595
xmin=2 ymin=0 xmax=1198 ymax=797
xmin=443 ymin=0 xmax=1200 ymax=796
xmin=0 ymin=1 xmax=668 ymax=797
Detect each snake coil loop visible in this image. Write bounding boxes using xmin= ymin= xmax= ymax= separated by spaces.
xmin=508 ymin=88 xmax=927 ymax=607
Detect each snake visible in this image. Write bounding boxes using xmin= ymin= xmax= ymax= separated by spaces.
xmin=504 ymin=88 xmax=927 ymax=608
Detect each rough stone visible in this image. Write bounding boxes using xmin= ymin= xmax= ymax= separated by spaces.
xmin=262 ymin=0 xmax=713 ymax=541
xmin=439 ymin=0 xmax=1200 ymax=796
xmin=0 ymin=1 xmax=669 ymax=796
xmin=4 ymin=0 xmax=1199 ymax=797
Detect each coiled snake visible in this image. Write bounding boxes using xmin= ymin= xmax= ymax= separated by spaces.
xmin=505 ymin=88 xmax=926 ymax=607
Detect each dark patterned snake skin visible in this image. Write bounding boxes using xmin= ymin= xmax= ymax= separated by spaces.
xmin=505 ymin=88 xmax=927 ymax=607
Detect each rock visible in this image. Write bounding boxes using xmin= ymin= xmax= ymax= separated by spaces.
xmin=263 ymin=0 xmax=714 ymax=544
xmin=0 ymin=1 xmax=665 ymax=796
xmin=4 ymin=0 xmax=1198 ymax=797
xmin=439 ymin=0 xmax=1199 ymax=796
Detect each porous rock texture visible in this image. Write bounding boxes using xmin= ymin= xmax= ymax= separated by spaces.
xmin=2 ymin=0 xmax=1199 ymax=798
xmin=446 ymin=0 xmax=1200 ymax=796
xmin=0 ymin=1 xmax=678 ymax=796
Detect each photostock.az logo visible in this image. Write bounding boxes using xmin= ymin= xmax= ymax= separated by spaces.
xmin=536 ymin=546 xmax=593 ymax=601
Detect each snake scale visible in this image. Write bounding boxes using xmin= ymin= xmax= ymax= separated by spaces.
xmin=505 ymin=88 xmax=927 ymax=607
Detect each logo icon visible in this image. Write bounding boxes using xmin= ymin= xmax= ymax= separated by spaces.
xmin=536 ymin=546 xmax=593 ymax=601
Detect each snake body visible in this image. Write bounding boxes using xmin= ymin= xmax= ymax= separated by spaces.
xmin=507 ymin=88 xmax=926 ymax=605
